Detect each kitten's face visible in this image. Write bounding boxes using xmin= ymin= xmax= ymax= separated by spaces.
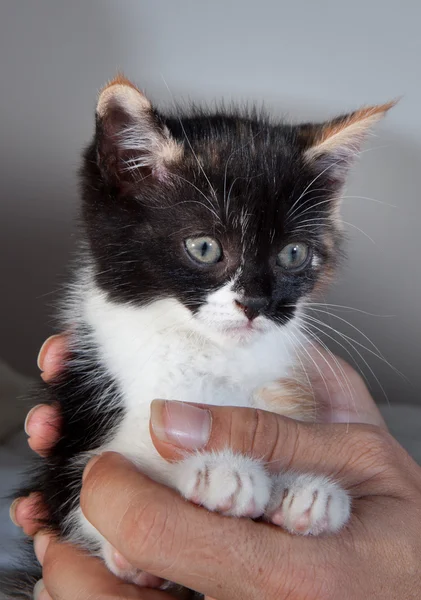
xmin=82 ymin=77 xmax=392 ymax=345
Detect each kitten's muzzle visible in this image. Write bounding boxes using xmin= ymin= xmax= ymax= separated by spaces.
xmin=234 ymin=297 xmax=269 ymax=321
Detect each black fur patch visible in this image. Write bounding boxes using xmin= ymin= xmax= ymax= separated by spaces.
xmin=82 ymin=107 xmax=343 ymax=316
xmin=2 ymin=327 xmax=124 ymax=598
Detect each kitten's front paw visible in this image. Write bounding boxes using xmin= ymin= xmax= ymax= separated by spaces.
xmin=174 ymin=450 xmax=271 ymax=518
xmin=266 ymin=472 xmax=351 ymax=535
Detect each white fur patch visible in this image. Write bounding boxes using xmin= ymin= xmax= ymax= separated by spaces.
xmin=266 ymin=472 xmax=351 ymax=535
xmin=96 ymin=83 xmax=151 ymax=118
xmin=63 ymin=270 xmax=349 ymax=577
xmin=172 ymin=449 xmax=271 ymax=517
xmin=121 ymin=123 xmax=183 ymax=172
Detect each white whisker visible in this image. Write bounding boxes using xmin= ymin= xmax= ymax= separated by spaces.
xmin=172 ymin=173 xmax=221 ymax=221
xmin=300 ymin=303 xmax=393 ymax=318
xmin=223 ymin=131 xmax=262 ymax=221
xmin=341 ymin=195 xmax=396 ymax=209
xmin=286 ymin=157 xmax=351 ymax=220
xmin=342 ymin=220 xmax=376 ymax=244
xmin=297 ymin=322 xmax=357 ymax=419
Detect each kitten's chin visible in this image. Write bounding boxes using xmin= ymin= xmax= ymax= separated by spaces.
xmin=223 ymin=322 xmax=265 ymax=342
xmin=194 ymin=317 xmax=273 ymax=347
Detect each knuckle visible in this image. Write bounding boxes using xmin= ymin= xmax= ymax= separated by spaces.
xmin=398 ymin=536 xmax=419 ymax=575
xmin=250 ymin=408 xmax=281 ymax=464
xmin=218 ymin=406 xmax=287 ymax=465
xmin=247 ymin=409 xmax=265 ymax=456
xmin=269 ymin=417 xmax=301 ymax=471
xmin=229 ymin=407 xmax=271 ymax=457
xmin=268 ymin=560 xmax=335 ymax=600
xmin=118 ymin=493 xmax=174 ymax=566
xmin=346 ymin=425 xmax=401 ymax=480
xmin=42 ymin=546 xmax=61 ymax=586
xmin=354 ymin=425 xmax=396 ymax=458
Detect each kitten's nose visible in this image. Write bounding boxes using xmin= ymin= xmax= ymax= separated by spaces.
xmin=234 ymin=297 xmax=268 ymax=321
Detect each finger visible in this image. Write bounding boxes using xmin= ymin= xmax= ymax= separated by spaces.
xmin=81 ymin=452 xmax=307 ymax=600
xmin=10 ymin=493 xmax=47 ymax=536
xmin=304 ymin=343 xmax=387 ymax=429
xmin=39 ymin=534 xmax=174 ymax=600
xmin=37 ymin=334 xmax=69 ymax=382
xmin=25 ymin=404 xmax=61 ymax=456
xmin=33 ymin=579 xmax=50 ymax=600
xmin=149 ymin=400 xmax=400 ymax=487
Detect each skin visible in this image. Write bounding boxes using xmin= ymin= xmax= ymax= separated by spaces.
xmin=11 ymin=335 xmax=421 ymax=599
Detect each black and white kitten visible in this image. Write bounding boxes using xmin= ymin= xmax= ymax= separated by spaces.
xmin=8 ymin=76 xmax=393 ymax=597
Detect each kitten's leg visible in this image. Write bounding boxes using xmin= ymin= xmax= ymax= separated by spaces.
xmin=253 ymin=377 xmax=316 ymax=422
xmin=265 ymin=472 xmax=351 ymax=535
xmin=102 ymin=539 xmax=163 ymax=588
xmin=172 ymin=450 xmax=271 ymax=518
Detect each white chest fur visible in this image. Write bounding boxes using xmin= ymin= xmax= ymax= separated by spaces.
xmin=82 ymin=286 xmax=302 ymax=480
xmin=69 ymin=285 xmax=349 ymax=567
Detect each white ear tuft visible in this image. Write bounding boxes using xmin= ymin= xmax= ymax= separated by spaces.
xmin=95 ymin=75 xmax=183 ymax=184
xmin=96 ymin=75 xmax=151 ymax=118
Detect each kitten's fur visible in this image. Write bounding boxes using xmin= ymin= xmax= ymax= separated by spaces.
xmin=4 ymin=76 xmax=393 ymax=598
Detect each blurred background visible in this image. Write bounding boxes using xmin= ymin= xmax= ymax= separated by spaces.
xmin=0 ymin=0 xmax=420 ymax=574
xmin=0 ymin=0 xmax=420 ymax=404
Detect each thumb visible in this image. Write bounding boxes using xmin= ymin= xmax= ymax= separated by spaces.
xmin=149 ymin=400 xmax=394 ymax=488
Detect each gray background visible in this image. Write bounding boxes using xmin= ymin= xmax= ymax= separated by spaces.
xmin=0 ymin=1 xmax=420 ymax=405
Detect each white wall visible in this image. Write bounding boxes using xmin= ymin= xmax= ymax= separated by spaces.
xmin=0 ymin=0 xmax=420 ymax=404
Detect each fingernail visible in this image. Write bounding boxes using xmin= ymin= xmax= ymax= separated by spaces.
xmin=9 ymin=498 xmax=21 ymax=527
xmin=33 ymin=579 xmax=44 ymax=600
xmin=150 ymin=400 xmax=211 ymax=450
xmin=33 ymin=579 xmax=51 ymax=600
xmin=34 ymin=532 xmax=50 ymax=566
xmin=82 ymin=454 xmax=103 ymax=482
xmin=24 ymin=405 xmax=44 ymax=436
xmin=37 ymin=335 xmax=59 ymax=371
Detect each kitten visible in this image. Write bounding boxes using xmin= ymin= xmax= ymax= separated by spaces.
xmin=5 ymin=76 xmax=393 ymax=598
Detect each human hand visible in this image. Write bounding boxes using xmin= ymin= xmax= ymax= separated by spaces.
xmin=30 ymin=398 xmax=421 ymax=599
xmin=16 ymin=334 xmax=421 ymax=600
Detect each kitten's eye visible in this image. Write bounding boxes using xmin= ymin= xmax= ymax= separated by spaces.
xmin=277 ymin=243 xmax=311 ymax=271
xmin=185 ymin=236 xmax=222 ymax=265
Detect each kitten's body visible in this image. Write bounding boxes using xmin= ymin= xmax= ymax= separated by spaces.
xmin=62 ymin=270 xmax=308 ymax=553
xmin=3 ymin=77 xmax=393 ymax=598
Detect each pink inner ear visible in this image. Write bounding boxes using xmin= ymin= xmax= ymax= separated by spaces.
xmin=315 ymin=101 xmax=396 ymax=146
xmin=305 ymin=100 xmax=396 ymax=164
xmin=96 ymin=87 xmax=182 ymax=186
xmin=151 ymin=164 xmax=170 ymax=182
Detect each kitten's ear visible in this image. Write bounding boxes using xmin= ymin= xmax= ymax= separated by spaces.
xmin=299 ymin=101 xmax=396 ymax=185
xmin=95 ymin=75 xmax=182 ymax=186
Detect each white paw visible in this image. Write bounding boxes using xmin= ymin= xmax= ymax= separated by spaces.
xmin=266 ymin=472 xmax=351 ymax=535
xmin=173 ymin=450 xmax=271 ymax=518
xmin=102 ymin=540 xmax=164 ymax=588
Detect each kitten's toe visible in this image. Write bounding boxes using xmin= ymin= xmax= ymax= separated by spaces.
xmin=102 ymin=541 xmax=164 ymax=587
xmin=174 ymin=450 xmax=271 ymax=518
xmin=266 ymin=473 xmax=350 ymax=535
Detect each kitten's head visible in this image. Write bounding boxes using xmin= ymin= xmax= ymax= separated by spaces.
xmin=81 ymin=75 xmax=393 ymax=345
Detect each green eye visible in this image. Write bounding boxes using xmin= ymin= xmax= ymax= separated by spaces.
xmin=277 ymin=243 xmax=311 ymax=271
xmin=185 ymin=236 xmax=222 ymax=265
